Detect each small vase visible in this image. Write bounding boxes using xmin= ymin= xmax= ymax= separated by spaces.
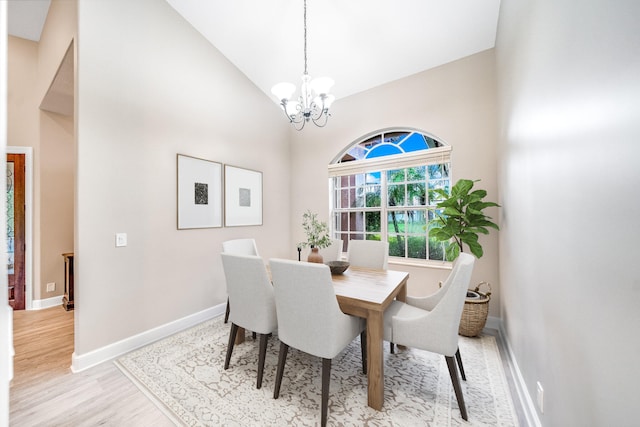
xmin=307 ymin=247 xmax=323 ymax=264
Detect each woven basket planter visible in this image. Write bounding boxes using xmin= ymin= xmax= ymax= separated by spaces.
xmin=459 ymin=281 xmax=491 ymax=337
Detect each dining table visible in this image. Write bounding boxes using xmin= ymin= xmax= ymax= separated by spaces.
xmin=332 ymin=266 xmax=409 ymax=411
xmin=233 ymin=263 xmax=409 ymax=411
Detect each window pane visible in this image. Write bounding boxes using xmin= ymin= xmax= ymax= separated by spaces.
xmin=365 ymin=212 xmax=381 ymax=232
xmin=406 ymin=210 xmax=427 ymax=233
xmin=388 ymin=184 xmax=405 ymax=206
xmin=388 ymin=235 xmax=405 ymax=257
xmin=407 ymin=183 xmax=426 ymax=206
xmin=365 ymin=185 xmax=381 ymax=207
xmin=408 ymin=236 xmax=427 ymax=259
xmin=350 ymin=212 xmax=364 ymax=232
xmin=429 ymin=238 xmax=445 ymax=261
xmin=388 ymin=210 xmax=405 ymax=233
xmin=366 ymin=171 xmax=381 ymax=184
xmin=387 ymin=169 xmax=405 ymax=183
xmin=407 ymin=166 xmax=426 ymax=181
xmin=366 ymin=234 xmax=382 ymax=241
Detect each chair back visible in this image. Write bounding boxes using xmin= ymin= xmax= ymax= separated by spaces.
xmin=221 ymin=253 xmax=276 ymax=334
xmin=269 ymin=258 xmax=361 ymax=359
xmin=347 ymin=239 xmax=389 ymax=269
xmin=426 ymin=253 xmax=475 ymax=354
xmin=303 ymin=238 xmax=343 ymax=262
xmin=222 ymin=238 xmax=259 ymax=256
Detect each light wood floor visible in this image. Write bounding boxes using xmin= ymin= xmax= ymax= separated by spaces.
xmin=10 ymin=306 xmax=173 ymax=426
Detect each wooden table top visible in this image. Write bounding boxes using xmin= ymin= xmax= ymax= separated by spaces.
xmin=332 ymin=266 xmax=409 ymax=313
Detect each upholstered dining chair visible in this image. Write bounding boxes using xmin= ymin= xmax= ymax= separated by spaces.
xmin=220 ymin=253 xmax=277 ymax=389
xmin=302 ymin=238 xmax=343 ymax=262
xmin=269 ymin=258 xmax=366 ymax=427
xmin=222 ymin=238 xmax=259 ymax=323
xmin=382 ymin=252 xmax=475 ymax=421
xmin=347 ymin=239 xmax=389 ymax=270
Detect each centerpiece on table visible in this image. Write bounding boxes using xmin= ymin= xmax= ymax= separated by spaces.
xmin=299 ymin=210 xmax=331 ymax=264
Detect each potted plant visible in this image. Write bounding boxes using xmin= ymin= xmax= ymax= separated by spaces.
xmin=299 ymin=210 xmax=331 ymax=263
xmin=429 ymin=179 xmax=500 ymax=261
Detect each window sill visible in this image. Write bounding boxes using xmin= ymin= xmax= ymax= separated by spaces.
xmin=388 ymin=258 xmax=452 ymax=270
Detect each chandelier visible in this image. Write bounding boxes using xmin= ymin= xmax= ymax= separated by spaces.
xmin=271 ymin=0 xmax=334 ymax=130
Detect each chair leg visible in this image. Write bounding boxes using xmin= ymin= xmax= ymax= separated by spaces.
xmin=360 ymin=331 xmax=367 ymax=374
xmin=321 ymin=358 xmax=331 ymax=427
xmin=224 ymin=298 xmax=230 ymax=323
xmin=224 ymin=323 xmax=238 ymax=370
xmin=455 ymin=347 xmax=466 ymax=381
xmin=445 ymin=356 xmax=468 ymax=421
xmin=273 ymin=342 xmax=289 ymax=399
xmin=390 ymin=342 xmax=395 ymax=354
xmin=257 ymin=333 xmax=269 ymax=389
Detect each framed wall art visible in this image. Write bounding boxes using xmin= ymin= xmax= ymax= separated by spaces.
xmin=177 ymin=154 xmax=223 ymax=229
xmin=224 ymin=165 xmax=263 ymax=227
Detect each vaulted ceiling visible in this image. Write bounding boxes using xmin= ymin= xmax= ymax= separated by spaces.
xmin=8 ymin=0 xmax=501 ymax=103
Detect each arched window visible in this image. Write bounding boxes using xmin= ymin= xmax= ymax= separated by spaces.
xmin=328 ymin=128 xmax=451 ymax=263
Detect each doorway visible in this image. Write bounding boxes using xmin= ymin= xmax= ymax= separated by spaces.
xmin=7 ymin=153 xmax=25 ymax=310
xmin=6 ymin=147 xmax=33 ymax=310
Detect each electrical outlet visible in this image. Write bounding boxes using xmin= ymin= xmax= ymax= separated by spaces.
xmin=46 ymin=282 xmax=56 ymax=292
xmin=116 ymin=232 xmax=127 ymax=247
xmin=536 ymin=381 xmax=544 ymax=413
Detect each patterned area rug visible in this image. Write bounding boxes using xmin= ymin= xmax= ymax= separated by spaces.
xmin=115 ymin=317 xmax=518 ymax=426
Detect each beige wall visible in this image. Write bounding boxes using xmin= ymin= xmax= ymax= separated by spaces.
xmin=289 ymin=50 xmax=501 ymax=317
xmin=496 ymin=0 xmax=640 ymax=424
xmin=74 ymin=0 xmax=291 ymax=356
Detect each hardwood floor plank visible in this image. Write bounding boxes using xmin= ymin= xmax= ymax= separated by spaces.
xmin=10 ymin=306 xmax=172 ymax=426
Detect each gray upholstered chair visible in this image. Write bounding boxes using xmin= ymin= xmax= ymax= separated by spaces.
xmin=222 ymin=238 xmax=259 ymax=323
xmin=347 ymin=239 xmax=389 ymax=269
xmin=221 ymin=253 xmax=277 ymax=389
xmin=269 ymin=258 xmax=366 ymax=427
xmin=382 ymin=252 xmax=475 ymax=421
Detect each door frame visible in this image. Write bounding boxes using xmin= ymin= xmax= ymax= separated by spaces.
xmin=7 ymin=147 xmax=33 ymax=310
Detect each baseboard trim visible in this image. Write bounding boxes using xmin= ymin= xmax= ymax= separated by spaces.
xmin=31 ymin=296 xmax=63 ymax=310
xmin=71 ymin=303 xmax=226 ymax=373
xmin=498 ymin=322 xmax=542 ymax=427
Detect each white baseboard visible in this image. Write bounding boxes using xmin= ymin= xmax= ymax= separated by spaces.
xmin=31 ymin=296 xmax=63 ymax=310
xmin=498 ymin=322 xmax=542 ymax=427
xmin=71 ymin=303 xmax=226 ymax=373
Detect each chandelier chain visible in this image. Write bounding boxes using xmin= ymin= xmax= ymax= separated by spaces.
xmin=303 ymin=0 xmax=308 ymax=75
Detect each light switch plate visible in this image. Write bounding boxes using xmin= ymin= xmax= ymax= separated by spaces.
xmin=115 ymin=233 xmax=127 ymax=247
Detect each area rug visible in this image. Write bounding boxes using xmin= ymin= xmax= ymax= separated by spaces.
xmin=115 ymin=317 xmax=519 ymax=426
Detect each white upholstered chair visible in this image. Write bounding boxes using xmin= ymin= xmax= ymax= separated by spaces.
xmin=347 ymin=239 xmax=389 ymax=270
xmin=222 ymin=238 xmax=259 ymax=323
xmin=269 ymin=258 xmax=366 ymax=427
xmin=221 ymin=253 xmax=277 ymax=389
xmin=383 ymin=253 xmax=475 ymax=421
xmin=302 ymin=238 xmax=343 ymax=262
xmin=319 ymin=238 xmax=344 ymax=262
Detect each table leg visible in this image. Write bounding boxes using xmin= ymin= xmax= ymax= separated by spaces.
xmin=366 ymin=310 xmax=384 ymax=410
xmin=235 ymin=327 xmax=245 ymax=344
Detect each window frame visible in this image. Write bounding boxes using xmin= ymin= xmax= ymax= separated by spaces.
xmin=329 ymin=129 xmax=452 ymax=267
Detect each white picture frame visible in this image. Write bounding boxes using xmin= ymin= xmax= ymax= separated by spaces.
xmin=177 ymin=154 xmax=223 ymax=229
xmin=224 ymin=165 xmax=263 ymax=227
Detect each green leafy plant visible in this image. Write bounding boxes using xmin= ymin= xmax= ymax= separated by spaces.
xmin=299 ymin=210 xmax=331 ymax=249
xmin=429 ymin=179 xmax=500 ymax=261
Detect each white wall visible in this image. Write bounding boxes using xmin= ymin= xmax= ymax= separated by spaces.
xmin=496 ymin=0 xmax=640 ymax=425
xmin=74 ymin=0 xmax=291 ymax=359
xmin=289 ymin=50 xmax=502 ymax=315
